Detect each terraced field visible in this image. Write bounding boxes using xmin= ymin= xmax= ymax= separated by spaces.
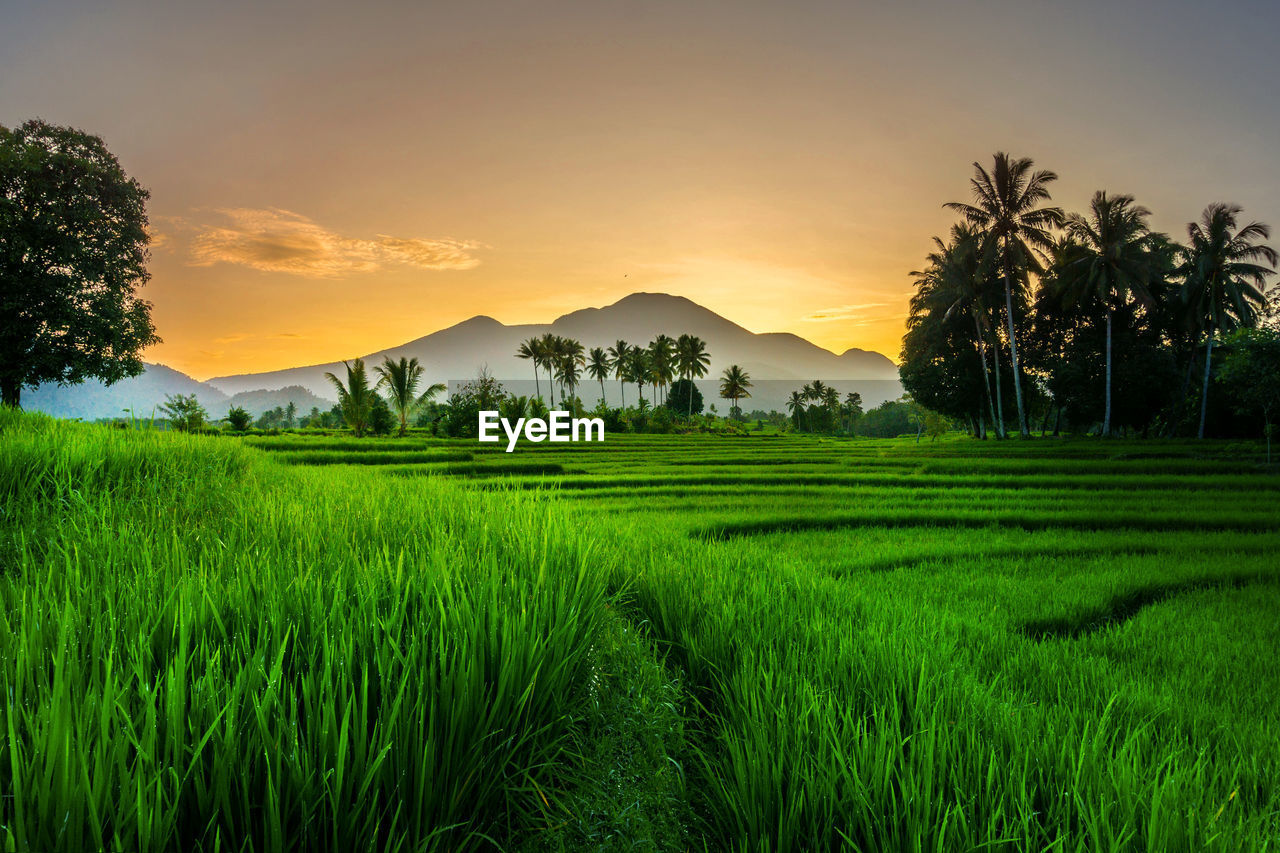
xmin=243 ymin=431 xmax=1280 ymax=850
xmin=5 ymin=416 xmax=1278 ymax=851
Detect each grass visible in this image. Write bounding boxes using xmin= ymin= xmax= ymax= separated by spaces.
xmin=2 ymin=415 xmax=1278 ymax=850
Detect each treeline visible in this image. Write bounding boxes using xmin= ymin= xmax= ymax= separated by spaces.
xmin=900 ymin=152 xmax=1278 ymax=440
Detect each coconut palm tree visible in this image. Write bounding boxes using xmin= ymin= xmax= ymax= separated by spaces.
xmin=946 ymin=152 xmax=1063 ymax=437
xmin=719 ymin=364 xmax=752 ymax=416
xmin=608 ymin=339 xmax=630 ymax=407
xmin=843 ymin=392 xmax=863 ymax=434
xmin=911 ymin=223 xmax=1004 ymax=437
xmin=675 ymin=334 xmax=711 ymax=417
xmin=648 ymin=335 xmax=676 ymax=403
xmin=516 ymin=338 xmax=542 ymax=402
xmin=538 ymin=332 xmax=559 ymax=406
xmin=374 ymin=355 xmax=446 ymax=436
xmin=627 ymin=346 xmax=649 ymax=405
xmin=555 ymin=337 xmax=585 ymax=404
xmin=324 ymin=359 xmax=377 ymax=437
xmin=587 ymin=346 xmax=611 ymax=405
xmin=787 ymin=390 xmax=807 ymax=431
xmin=1181 ymin=203 xmax=1277 ymax=438
xmin=1057 ymin=192 xmax=1156 ymax=436
xmin=821 ymin=385 xmax=840 ymax=429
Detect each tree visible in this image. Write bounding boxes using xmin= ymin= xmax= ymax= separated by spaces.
xmin=1 ymin=119 xmax=159 ymax=408
xmin=608 ymin=339 xmax=630 ymax=407
xmin=719 ymin=365 xmax=752 ymax=418
xmin=538 ymin=333 xmax=559 ymax=405
xmin=843 ymin=392 xmax=863 ymax=434
xmin=675 ymin=334 xmax=711 ymax=417
xmin=225 ymin=405 xmax=252 ymax=431
xmin=374 ymin=355 xmax=444 ymax=436
xmin=516 ymin=338 xmax=542 ymax=402
xmin=159 ymin=393 xmax=207 ymax=433
xmin=946 ymin=152 xmax=1063 ymax=437
xmin=325 ymin=359 xmax=377 ymax=437
xmin=1059 ymin=192 xmax=1156 ymax=436
xmin=554 ymin=337 xmax=585 ymax=403
xmin=284 ymin=401 xmax=297 ymax=429
xmin=1181 ymin=204 xmax=1276 ymax=438
xmin=624 ymin=346 xmax=648 ymax=406
xmin=587 ymin=346 xmax=611 ymax=405
xmin=647 ymin=336 xmax=676 ymax=403
xmin=786 ymin=390 xmax=806 ymax=431
xmin=1219 ymin=328 xmax=1280 ymax=462
xmin=665 ymin=378 xmax=703 ymax=416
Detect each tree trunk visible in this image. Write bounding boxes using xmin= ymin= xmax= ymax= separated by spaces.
xmin=1198 ymin=329 xmax=1214 ymax=440
xmin=0 ymin=376 xmax=19 ymax=409
xmin=533 ymin=366 xmax=541 ymax=402
xmin=990 ymin=329 xmax=1006 ymax=438
xmin=1002 ymin=251 xmax=1029 ymax=437
xmin=687 ymin=374 xmax=694 ymax=418
xmin=1103 ymin=308 xmax=1113 ymax=437
xmin=973 ymin=314 xmax=999 ymax=433
xmin=600 ymin=378 xmax=606 ymax=407
xmin=619 ymin=380 xmax=625 ymax=408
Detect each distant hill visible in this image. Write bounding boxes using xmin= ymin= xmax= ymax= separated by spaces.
xmin=22 ymin=364 xmax=229 ymax=421
xmin=224 ymin=386 xmax=336 ymax=417
xmin=23 ymin=369 xmax=335 ymax=421
xmin=207 ymin=292 xmax=899 ymax=396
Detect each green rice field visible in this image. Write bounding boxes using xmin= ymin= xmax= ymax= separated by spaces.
xmin=3 ymin=410 xmax=1279 ymax=851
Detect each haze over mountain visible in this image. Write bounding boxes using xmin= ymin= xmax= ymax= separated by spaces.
xmin=207 ymin=293 xmax=898 ymax=397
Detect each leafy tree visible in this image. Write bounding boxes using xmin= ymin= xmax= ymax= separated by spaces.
xmin=719 ymin=365 xmax=752 ymax=418
xmin=1058 ymin=192 xmax=1157 ymax=436
xmin=325 ymin=359 xmax=377 ymax=437
xmin=946 ymin=152 xmax=1063 ymax=436
xmin=859 ymin=399 xmax=917 ymax=438
xmin=1220 ymin=328 xmax=1280 ymax=462
xmin=159 ymin=393 xmax=207 ymax=433
xmin=374 ymin=355 xmax=445 ymax=436
xmin=225 ymin=405 xmax=252 ymax=431
xmin=665 ymin=378 xmax=703 ymax=416
xmin=587 ymin=346 xmax=611 ymax=405
xmin=368 ymin=395 xmax=395 ymax=436
xmin=1 ymin=119 xmax=159 ymax=408
xmin=284 ymin=401 xmax=297 ymax=429
xmin=1181 ymin=203 xmax=1276 ymax=438
xmin=843 ymin=392 xmax=863 ymax=435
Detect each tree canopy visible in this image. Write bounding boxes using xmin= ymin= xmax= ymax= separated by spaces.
xmin=0 ymin=119 xmax=158 ymax=407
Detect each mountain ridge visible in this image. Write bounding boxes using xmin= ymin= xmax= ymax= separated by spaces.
xmin=206 ymin=292 xmax=898 ymax=396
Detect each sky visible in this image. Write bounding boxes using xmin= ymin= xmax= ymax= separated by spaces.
xmin=3 ymin=0 xmax=1279 ymax=378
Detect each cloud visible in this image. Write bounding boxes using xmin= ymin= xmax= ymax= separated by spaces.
xmin=188 ymin=208 xmax=482 ymax=276
xmin=802 ymin=303 xmax=890 ymax=322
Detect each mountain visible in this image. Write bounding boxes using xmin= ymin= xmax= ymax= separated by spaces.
xmin=207 ymin=292 xmax=899 ymax=397
xmin=22 ymin=364 xmax=229 ymax=421
xmin=23 ymin=368 xmax=336 ymax=421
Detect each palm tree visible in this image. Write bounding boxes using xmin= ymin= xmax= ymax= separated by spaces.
xmin=786 ymin=390 xmax=807 ymax=431
xmin=946 ymin=152 xmax=1063 ymax=437
xmin=1058 ymin=192 xmax=1156 ymax=437
xmin=821 ymin=385 xmax=840 ymax=429
xmin=555 ymin=337 xmax=585 ymax=404
xmin=1181 ymin=203 xmax=1277 ymax=438
xmin=284 ymin=401 xmax=297 ymax=429
xmin=648 ymin=335 xmax=676 ymax=403
xmin=608 ymin=339 xmax=630 ymax=407
xmin=587 ymin=346 xmax=611 ymax=405
xmin=538 ymin=332 xmax=559 ymax=406
xmin=374 ymin=355 xmax=446 ymax=436
xmin=627 ymin=346 xmax=649 ymax=405
xmin=719 ymin=364 xmax=752 ymax=416
xmin=675 ymin=334 xmax=712 ymax=417
xmin=843 ymin=392 xmax=863 ymax=434
xmin=516 ymin=338 xmax=542 ymax=402
xmin=324 ymin=359 xmax=377 ymax=437
xmin=911 ymin=223 xmax=1004 ymax=437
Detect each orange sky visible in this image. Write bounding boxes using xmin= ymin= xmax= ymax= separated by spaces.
xmin=5 ymin=1 xmax=1279 ymax=379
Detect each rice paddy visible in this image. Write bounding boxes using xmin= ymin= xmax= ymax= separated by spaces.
xmin=3 ymin=412 xmax=1279 ymax=850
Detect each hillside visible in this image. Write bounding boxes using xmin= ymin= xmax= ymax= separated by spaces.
xmin=206 ymin=292 xmax=899 ymax=397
